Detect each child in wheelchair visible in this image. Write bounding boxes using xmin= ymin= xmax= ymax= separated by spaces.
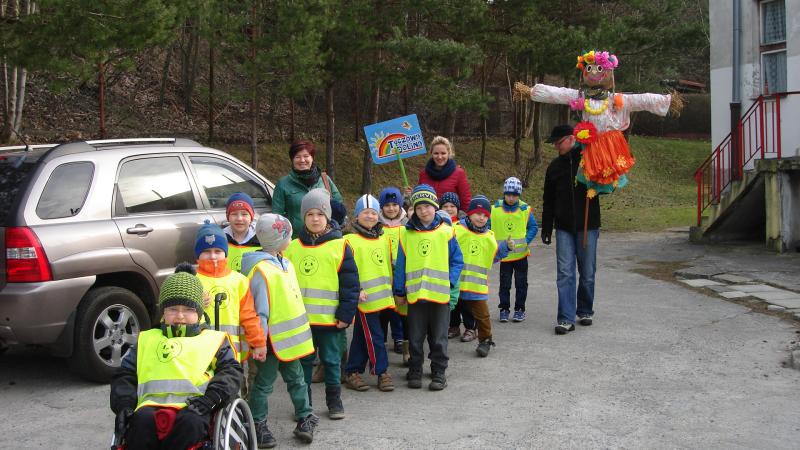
xmin=110 ymin=266 xmax=243 ymax=450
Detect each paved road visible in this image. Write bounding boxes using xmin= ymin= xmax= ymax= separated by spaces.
xmin=1 ymin=232 xmax=799 ymax=449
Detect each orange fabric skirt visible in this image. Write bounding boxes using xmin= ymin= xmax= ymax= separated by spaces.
xmin=582 ymin=130 xmax=635 ymax=185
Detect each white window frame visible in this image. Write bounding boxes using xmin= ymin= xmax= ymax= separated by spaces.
xmin=759 ymin=0 xmax=787 ymax=94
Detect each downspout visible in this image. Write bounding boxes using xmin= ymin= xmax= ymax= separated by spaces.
xmin=730 ymin=0 xmax=743 ymax=180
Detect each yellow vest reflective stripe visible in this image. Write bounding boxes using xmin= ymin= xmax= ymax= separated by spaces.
xmin=400 ymin=224 xmax=452 ymax=304
xmin=491 ymin=201 xmax=531 ymax=262
xmin=284 ymin=238 xmax=345 ymax=326
xmin=198 ymin=271 xmax=249 ymax=362
xmin=344 ymin=233 xmax=395 ymax=313
xmin=248 ymin=261 xmax=315 ymax=361
xmin=227 ymin=243 xmax=261 ymax=272
xmin=454 ymin=223 xmax=497 ymax=295
xmin=383 ymin=225 xmax=401 ymax=265
xmin=135 ymin=328 xmax=227 ymax=410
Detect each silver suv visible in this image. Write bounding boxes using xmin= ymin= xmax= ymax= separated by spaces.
xmin=0 ymin=138 xmax=273 ymax=382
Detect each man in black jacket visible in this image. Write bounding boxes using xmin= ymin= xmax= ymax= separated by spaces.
xmin=541 ymin=125 xmax=600 ymax=335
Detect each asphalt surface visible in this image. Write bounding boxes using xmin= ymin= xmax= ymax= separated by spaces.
xmin=1 ymin=231 xmax=799 ymax=449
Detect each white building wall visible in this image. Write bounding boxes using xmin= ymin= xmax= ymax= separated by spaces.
xmin=710 ymin=0 xmax=800 ymax=159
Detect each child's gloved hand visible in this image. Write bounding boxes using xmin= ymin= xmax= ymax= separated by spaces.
xmin=186 ymin=389 xmax=222 ymax=416
xmin=541 ymin=234 xmax=552 ymax=245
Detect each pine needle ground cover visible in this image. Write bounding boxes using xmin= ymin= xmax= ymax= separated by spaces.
xmin=221 ymin=135 xmax=709 ymax=233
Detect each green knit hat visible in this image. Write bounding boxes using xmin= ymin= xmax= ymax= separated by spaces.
xmin=159 ymin=263 xmax=204 ymax=315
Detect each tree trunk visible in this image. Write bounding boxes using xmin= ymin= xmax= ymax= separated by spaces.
xmin=207 ymin=40 xmax=215 ymax=142
xmin=513 ymin=101 xmax=521 ymax=165
xmin=249 ymin=4 xmax=258 ymax=169
xmin=531 ymin=74 xmax=545 ymax=168
xmin=179 ymin=19 xmax=200 ymax=114
xmin=12 ymin=66 xmax=25 ymax=132
xmin=353 ymin=78 xmax=360 ymax=142
xmin=401 ymin=84 xmax=409 ymax=116
xmin=159 ymin=45 xmax=173 ymax=107
xmin=289 ymin=97 xmax=295 ymax=142
xmin=98 ymin=61 xmax=106 ymax=139
xmin=325 ymin=83 xmax=335 ymax=179
xmin=361 ymin=79 xmax=380 ymax=194
xmin=480 ymin=62 xmax=487 ymax=167
xmin=447 ymin=109 xmax=456 ymax=140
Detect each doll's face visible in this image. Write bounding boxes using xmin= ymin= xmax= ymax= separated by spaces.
xmin=582 ymin=65 xmax=614 ymax=89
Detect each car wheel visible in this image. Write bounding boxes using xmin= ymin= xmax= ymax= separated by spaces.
xmin=70 ymin=286 xmax=151 ymax=383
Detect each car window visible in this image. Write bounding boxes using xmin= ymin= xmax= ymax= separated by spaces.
xmin=189 ymin=156 xmax=271 ymax=210
xmin=36 ymin=162 xmax=94 ymax=219
xmin=116 ymin=156 xmax=197 ymax=214
xmin=0 ymin=155 xmax=37 ymax=225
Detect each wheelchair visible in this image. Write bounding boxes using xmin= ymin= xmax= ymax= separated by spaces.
xmin=110 ymin=397 xmax=257 ymax=450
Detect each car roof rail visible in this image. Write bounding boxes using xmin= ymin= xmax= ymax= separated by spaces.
xmin=39 ymin=137 xmax=203 ymax=163
xmin=0 ymin=144 xmax=59 ymax=153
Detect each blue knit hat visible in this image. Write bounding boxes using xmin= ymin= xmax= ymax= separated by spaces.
xmin=410 ymin=184 xmax=438 ymax=209
xmin=467 ymin=195 xmax=491 ymax=216
xmin=354 ymin=194 xmax=380 ymax=217
xmin=195 ymin=220 xmax=228 ymax=258
xmin=440 ymin=192 xmax=460 ymax=210
xmin=503 ymin=177 xmax=523 ymax=195
xmin=379 ymin=187 xmax=403 ymax=208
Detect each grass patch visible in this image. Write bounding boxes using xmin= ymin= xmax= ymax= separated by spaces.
xmin=217 ymin=135 xmax=710 ymax=232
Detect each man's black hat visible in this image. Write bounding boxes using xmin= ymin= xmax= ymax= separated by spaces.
xmin=545 ymin=124 xmax=574 ymax=143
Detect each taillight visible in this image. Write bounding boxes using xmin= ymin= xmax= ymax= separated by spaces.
xmin=5 ymin=227 xmax=52 ymax=282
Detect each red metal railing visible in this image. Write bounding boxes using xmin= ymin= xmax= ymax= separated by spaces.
xmin=694 ymin=92 xmax=798 ymax=226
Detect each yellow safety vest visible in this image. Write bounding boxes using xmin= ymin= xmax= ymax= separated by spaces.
xmin=454 ymin=223 xmax=497 ymax=295
xmin=344 ymin=233 xmax=395 ymax=313
xmin=383 ymin=225 xmax=401 ymax=266
xmin=400 ymin=223 xmax=452 ymax=304
xmin=136 ymin=328 xmax=228 ymax=410
xmin=198 ymin=271 xmax=249 ymax=362
xmin=227 ymin=243 xmax=261 ymax=273
xmin=248 ymin=260 xmax=315 ymax=361
xmin=490 ymin=200 xmax=531 ymax=262
xmin=284 ymin=238 xmax=345 ymax=326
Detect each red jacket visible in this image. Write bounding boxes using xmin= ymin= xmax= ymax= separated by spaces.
xmin=418 ymin=165 xmax=472 ymax=208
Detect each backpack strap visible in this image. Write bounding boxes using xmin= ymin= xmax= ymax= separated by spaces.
xmin=321 ymin=171 xmax=332 ymax=194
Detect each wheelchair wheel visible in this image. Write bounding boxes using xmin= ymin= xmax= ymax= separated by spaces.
xmin=212 ymin=398 xmax=257 ymax=450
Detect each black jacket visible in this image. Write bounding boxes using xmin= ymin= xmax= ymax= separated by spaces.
xmin=297 ymin=220 xmax=359 ymax=326
xmin=110 ymin=326 xmax=243 ymax=415
xmin=541 ymin=144 xmax=601 ymax=238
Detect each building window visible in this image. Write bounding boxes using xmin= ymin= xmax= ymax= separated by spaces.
xmin=760 ymin=0 xmax=786 ymax=94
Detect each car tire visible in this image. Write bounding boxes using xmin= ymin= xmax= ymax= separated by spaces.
xmin=70 ymin=286 xmax=151 ymax=383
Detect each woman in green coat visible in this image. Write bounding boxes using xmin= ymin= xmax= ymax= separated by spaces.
xmin=272 ymin=140 xmax=344 ymax=238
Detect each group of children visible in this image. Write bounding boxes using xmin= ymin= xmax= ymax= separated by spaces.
xmin=110 ymin=175 xmax=539 ymax=449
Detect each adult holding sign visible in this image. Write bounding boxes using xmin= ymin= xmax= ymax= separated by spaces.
xmin=272 ymin=139 xmax=345 ymax=238
xmin=407 ymin=136 xmax=472 ymax=209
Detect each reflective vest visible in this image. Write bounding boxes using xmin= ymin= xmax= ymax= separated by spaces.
xmin=383 ymin=225 xmax=401 ymax=266
xmin=284 ymin=238 xmax=345 ymax=326
xmin=198 ymin=271 xmax=249 ymax=362
xmin=454 ymin=223 xmax=497 ymax=295
xmin=248 ymin=260 xmax=315 ymax=361
xmin=490 ymin=200 xmax=531 ymax=262
xmin=344 ymin=233 xmax=395 ymax=313
xmin=400 ymin=223 xmax=452 ymax=304
xmin=136 ymin=328 xmax=228 ymax=410
xmin=227 ymin=243 xmax=261 ymax=273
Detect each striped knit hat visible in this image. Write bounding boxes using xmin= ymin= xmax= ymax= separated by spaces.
xmin=410 ymin=184 xmax=439 ymax=209
xmin=354 ymin=194 xmax=381 ymax=217
xmin=159 ymin=263 xmax=204 ymax=315
xmin=503 ymin=177 xmax=523 ymax=195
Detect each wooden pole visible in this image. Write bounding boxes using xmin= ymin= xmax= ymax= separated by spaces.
xmin=582 ymin=195 xmax=590 ymax=249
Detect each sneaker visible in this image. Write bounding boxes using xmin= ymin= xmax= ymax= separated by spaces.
xmin=344 ymin=372 xmax=370 ymax=391
xmin=393 ymin=339 xmax=403 ymax=354
xmin=429 ymin=371 xmax=447 ymax=391
xmin=293 ymin=413 xmax=319 ymax=444
xmin=578 ymin=315 xmax=593 ymax=326
xmin=448 ymin=326 xmax=461 ymax=339
xmin=460 ymin=329 xmax=477 ymax=342
xmin=499 ymin=309 xmax=510 ymax=323
xmin=377 ymin=372 xmax=395 ymax=392
xmin=406 ymin=368 xmax=422 ymax=389
xmin=555 ymin=322 xmax=575 ymax=335
xmin=255 ymin=418 xmax=277 ymax=448
xmin=476 ymin=339 xmax=495 ymax=357
xmin=512 ymin=310 xmax=526 ymax=322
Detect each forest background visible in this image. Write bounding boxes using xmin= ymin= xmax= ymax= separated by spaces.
xmin=0 ymin=0 xmax=711 ymax=230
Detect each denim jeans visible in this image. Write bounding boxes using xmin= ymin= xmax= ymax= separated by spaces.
xmin=555 ymin=229 xmax=599 ymax=324
xmin=346 ymin=310 xmax=389 ymax=376
xmin=498 ymin=258 xmax=529 ymax=311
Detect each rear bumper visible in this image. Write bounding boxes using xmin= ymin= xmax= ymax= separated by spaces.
xmin=0 ymin=276 xmax=95 ymax=345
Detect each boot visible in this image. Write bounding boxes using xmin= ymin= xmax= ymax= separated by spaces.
xmin=476 ymin=339 xmax=496 ymax=358
xmin=325 ymin=385 xmax=345 ymax=420
xmin=293 ymin=413 xmax=319 ymax=444
xmin=255 ymin=418 xmax=277 ymax=448
xmin=429 ymin=371 xmax=447 ymax=391
xmin=402 ymin=340 xmax=410 ymax=367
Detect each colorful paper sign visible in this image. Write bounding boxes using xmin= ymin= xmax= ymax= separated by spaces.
xmin=364 ymin=114 xmax=426 ymax=165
